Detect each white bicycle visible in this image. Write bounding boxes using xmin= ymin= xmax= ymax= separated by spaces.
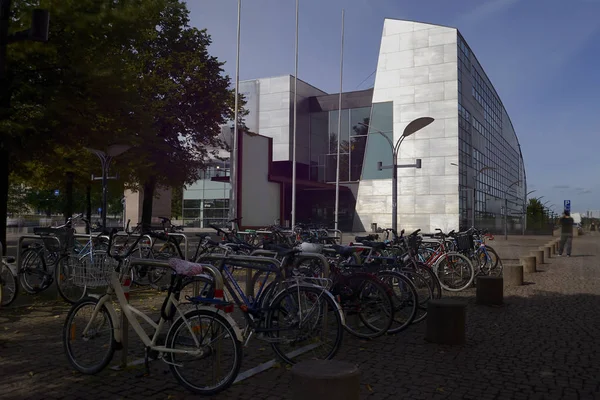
xmin=62 ymin=232 xmax=244 ymax=395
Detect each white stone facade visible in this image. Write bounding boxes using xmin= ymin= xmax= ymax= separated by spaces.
xmin=355 ymin=19 xmax=460 ymax=233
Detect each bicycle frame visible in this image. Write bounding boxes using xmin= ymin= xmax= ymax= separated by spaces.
xmin=81 ymin=260 xmax=243 ymax=352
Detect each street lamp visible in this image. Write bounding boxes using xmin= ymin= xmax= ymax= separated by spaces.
xmin=359 ymin=117 xmax=434 ymax=232
xmin=450 ymin=163 xmax=496 ymax=229
xmin=85 ymin=144 xmax=131 ymax=230
xmin=504 ymin=179 xmax=521 ymax=240
xmin=523 ymin=190 xmax=536 ymax=235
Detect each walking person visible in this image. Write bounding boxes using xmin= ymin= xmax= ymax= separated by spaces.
xmin=558 ymin=210 xmax=574 ymax=256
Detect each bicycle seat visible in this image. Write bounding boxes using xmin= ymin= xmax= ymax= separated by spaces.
xmin=361 ymin=241 xmax=387 ymax=250
xmin=222 ymin=243 xmax=253 ymax=252
xmin=33 ymin=227 xmax=66 ymax=235
xmin=2 ymin=256 xmax=15 ymax=263
xmin=263 ymin=243 xmax=300 ymax=257
xmin=195 ymin=233 xmax=211 ymax=239
xmin=354 ymin=235 xmax=378 ymax=243
xmin=168 ymin=258 xmax=205 ymax=276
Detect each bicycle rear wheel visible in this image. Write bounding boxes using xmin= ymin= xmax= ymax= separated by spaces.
xmin=1 ymin=262 xmax=18 ymax=307
xmin=63 ymin=297 xmax=115 ymax=374
xmin=268 ymin=285 xmax=343 ymax=364
xmin=166 ymin=309 xmax=242 ymax=396
xmin=19 ymin=246 xmax=52 ymax=294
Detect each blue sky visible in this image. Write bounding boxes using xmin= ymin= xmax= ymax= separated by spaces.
xmin=186 ymin=0 xmax=600 ymax=214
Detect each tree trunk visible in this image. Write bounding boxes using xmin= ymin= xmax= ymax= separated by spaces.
xmin=85 ymin=185 xmax=91 ymax=234
xmin=141 ymin=177 xmax=156 ymax=231
xmin=64 ymin=171 xmax=74 ymax=223
xmin=0 ymin=153 xmax=8 ymax=256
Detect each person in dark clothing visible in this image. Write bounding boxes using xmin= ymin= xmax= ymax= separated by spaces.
xmin=558 ymin=210 xmax=574 ymax=256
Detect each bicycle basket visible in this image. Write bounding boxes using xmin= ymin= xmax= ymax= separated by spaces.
xmin=455 ymin=234 xmax=474 ymax=252
xmin=407 ymin=235 xmax=421 ymax=255
xmin=35 ymin=227 xmax=74 ymax=253
xmin=70 ymin=251 xmax=117 ymax=288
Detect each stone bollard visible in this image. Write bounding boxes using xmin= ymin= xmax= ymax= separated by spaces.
xmin=532 ymin=249 xmax=545 ymax=266
xmin=425 ymin=299 xmax=467 ymax=345
xmin=503 ymin=264 xmax=524 ymax=287
xmin=291 ymin=360 xmax=360 ymax=400
xmin=521 ymin=255 xmax=537 ymax=273
xmin=540 ymin=246 xmax=551 ymax=260
xmin=476 ymin=276 xmax=504 ymax=306
xmin=548 ymin=242 xmax=556 ymax=256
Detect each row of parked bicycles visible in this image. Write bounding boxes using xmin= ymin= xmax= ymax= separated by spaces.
xmin=0 ymin=215 xmax=187 ymax=307
xmin=49 ymin=217 xmax=502 ymax=395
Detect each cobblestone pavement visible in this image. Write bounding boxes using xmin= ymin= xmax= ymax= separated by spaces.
xmin=2 ymin=235 xmax=600 ymax=399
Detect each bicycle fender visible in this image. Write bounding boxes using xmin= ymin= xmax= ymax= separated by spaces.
xmin=170 ymin=306 xmax=244 ymax=343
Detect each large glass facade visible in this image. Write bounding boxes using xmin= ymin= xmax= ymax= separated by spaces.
xmin=182 ymin=160 xmax=231 ymax=228
xmin=309 ymin=106 xmax=370 ymax=183
xmin=457 ymin=34 xmax=525 ymax=229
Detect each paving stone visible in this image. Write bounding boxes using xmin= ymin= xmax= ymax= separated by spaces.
xmin=1 ymin=236 xmax=600 ymax=399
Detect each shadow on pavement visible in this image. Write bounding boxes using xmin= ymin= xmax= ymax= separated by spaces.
xmin=1 ymin=288 xmax=600 ymax=399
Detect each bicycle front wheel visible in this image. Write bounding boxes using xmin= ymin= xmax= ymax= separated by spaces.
xmin=377 ymin=270 xmax=418 ymax=333
xmin=56 ymin=255 xmax=87 ymax=304
xmin=166 ymin=309 xmax=242 ymax=396
xmin=268 ymin=284 xmax=344 ymax=364
xmin=63 ymin=297 xmax=115 ymax=374
xmin=433 ymin=252 xmax=475 ymax=292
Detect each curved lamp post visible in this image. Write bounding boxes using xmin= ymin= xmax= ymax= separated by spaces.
xmin=85 ymin=144 xmax=131 ymax=230
xmin=504 ymin=179 xmax=521 ymax=240
xmin=359 ymin=117 xmax=434 ymax=232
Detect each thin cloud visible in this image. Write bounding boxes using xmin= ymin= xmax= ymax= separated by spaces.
xmin=453 ymin=0 xmax=520 ymax=26
xmin=553 ymin=185 xmax=570 ymax=189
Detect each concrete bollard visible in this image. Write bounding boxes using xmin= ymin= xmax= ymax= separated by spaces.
xmin=521 ymin=255 xmax=537 ymax=273
xmin=548 ymin=242 xmax=556 ymax=256
xmin=291 ymin=360 xmax=360 ymax=400
xmin=476 ymin=276 xmax=504 ymax=306
xmin=503 ymin=264 xmax=524 ymax=287
xmin=425 ymin=299 xmax=467 ymax=345
xmin=540 ymin=246 xmax=551 ymax=260
xmin=532 ymin=249 xmax=545 ymax=266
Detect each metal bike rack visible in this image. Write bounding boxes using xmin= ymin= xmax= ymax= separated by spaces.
xmin=328 ymin=229 xmax=343 ymax=244
xmin=199 ymin=254 xmax=282 ymax=295
xmin=116 ymin=257 xmax=226 ymax=368
xmin=16 ymin=235 xmax=60 ymax=270
xmin=165 ymin=233 xmax=188 ymax=260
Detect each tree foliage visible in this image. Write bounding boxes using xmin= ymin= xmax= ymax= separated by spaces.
xmin=1 ymin=0 xmax=239 ymax=246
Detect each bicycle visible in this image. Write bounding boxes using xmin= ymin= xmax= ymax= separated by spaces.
xmin=0 ymin=242 xmax=18 ymax=307
xmin=63 ymin=231 xmax=247 ymax=395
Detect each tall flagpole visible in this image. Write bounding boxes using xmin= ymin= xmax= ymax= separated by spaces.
xmin=291 ymin=0 xmax=299 ymax=229
xmin=334 ymin=9 xmax=345 ymax=232
xmin=230 ymin=0 xmax=241 ymax=230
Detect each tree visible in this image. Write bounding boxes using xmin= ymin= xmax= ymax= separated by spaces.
xmin=1 ymin=0 xmax=166 ymax=250
xmin=527 ymin=197 xmax=545 ymax=231
xmin=118 ymin=0 xmax=239 ymax=228
xmin=171 ymin=185 xmax=183 ymax=220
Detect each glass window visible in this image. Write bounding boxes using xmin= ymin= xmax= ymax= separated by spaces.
xmin=183 ymin=199 xmax=201 ymax=209
xmin=350 ymin=107 xmax=371 ymax=136
xmin=361 ymin=102 xmax=394 ymax=180
xmin=310 ymin=112 xmax=329 ymax=166
xmin=350 ymin=136 xmax=367 ymax=181
xmin=325 ymin=154 xmax=350 ymax=183
xmin=183 ymin=209 xmax=201 ymax=219
xmin=329 ymin=109 xmax=350 ymax=153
